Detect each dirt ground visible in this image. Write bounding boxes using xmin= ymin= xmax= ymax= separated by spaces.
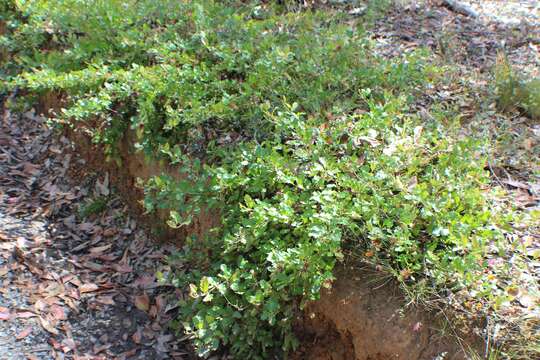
xmin=293 ymin=266 xmax=483 ymax=360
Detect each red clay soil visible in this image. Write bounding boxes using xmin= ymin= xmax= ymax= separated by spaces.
xmin=295 ymin=266 xmax=480 ymax=360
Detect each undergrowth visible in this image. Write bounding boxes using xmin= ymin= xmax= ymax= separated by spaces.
xmin=495 ymin=54 xmax=540 ymax=120
xmin=1 ymin=0 xmax=531 ymax=358
xmin=79 ymin=196 xmax=108 ymax=219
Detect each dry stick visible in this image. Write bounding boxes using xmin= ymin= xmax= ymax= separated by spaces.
xmin=442 ymin=0 xmax=479 ymax=18
xmin=487 ymin=156 xmax=505 ymax=189
xmin=485 ymin=316 xmax=491 ymax=358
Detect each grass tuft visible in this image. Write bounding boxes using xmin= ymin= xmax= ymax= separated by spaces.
xmin=79 ymin=196 xmax=108 ymax=218
xmin=495 ymin=54 xmax=540 ymax=119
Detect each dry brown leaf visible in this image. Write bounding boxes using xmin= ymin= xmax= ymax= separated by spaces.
xmin=95 ymin=173 xmax=110 ymax=196
xmin=119 ymin=349 xmax=138 ymax=358
xmin=61 ymin=296 xmax=78 ymax=312
xmin=94 ymin=254 xmax=118 ymax=261
xmin=134 ymin=293 xmax=150 ymax=312
xmin=43 ymin=282 xmax=65 ymax=298
xmin=523 ymin=138 xmax=534 ymax=150
xmin=0 ymin=267 xmax=9 ymax=277
xmin=60 ymin=274 xmax=75 ymax=284
xmin=23 ymin=162 xmax=40 ymax=175
xmin=133 ymin=275 xmax=155 ymax=288
xmin=155 ymin=295 xmax=166 ymax=314
xmin=40 ymin=316 xmax=59 ymax=335
xmin=502 ymin=179 xmax=530 ymax=190
xmin=93 ymin=343 xmax=112 ymax=355
xmin=45 ymin=297 xmax=61 ymax=306
xmin=61 ymin=338 xmax=76 ymax=353
xmin=34 ymin=299 xmax=47 ymax=312
xmin=62 ymin=286 xmax=80 ymax=302
xmin=83 ymin=261 xmax=107 ymax=272
xmin=0 ymin=310 xmax=11 ymax=321
xmin=149 ymin=305 xmax=158 ymax=319
xmin=49 ymin=337 xmax=62 ymax=349
xmin=17 ymin=311 xmax=38 ymax=319
xmin=132 ymin=328 xmax=142 ymax=344
xmin=78 ymin=222 xmax=95 ymax=232
xmin=16 ymin=325 xmax=33 ymax=340
xmin=89 ymin=244 xmax=112 ymax=255
xmin=95 ymin=295 xmax=115 ymax=305
xmin=79 ymin=283 xmax=99 ymax=294
xmin=67 ymin=276 xmax=82 ymax=287
xmin=102 ymin=228 xmax=117 ymax=237
xmin=50 ymin=304 xmax=67 ymax=321
xmin=112 ymin=263 xmax=132 ymax=273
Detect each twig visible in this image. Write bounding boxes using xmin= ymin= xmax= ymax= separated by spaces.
xmin=485 ymin=316 xmax=491 ymax=358
xmin=487 ymin=157 xmax=505 ymax=188
xmin=372 ymin=276 xmax=393 ymax=290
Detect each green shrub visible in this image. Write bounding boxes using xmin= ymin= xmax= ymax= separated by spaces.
xmin=3 ymin=0 xmax=516 ymax=358
xmin=152 ymin=97 xmax=507 ymax=358
xmin=495 ymin=54 xmax=540 ymax=119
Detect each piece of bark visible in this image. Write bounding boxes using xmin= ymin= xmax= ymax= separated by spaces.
xmin=442 ymin=0 xmax=479 ymax=18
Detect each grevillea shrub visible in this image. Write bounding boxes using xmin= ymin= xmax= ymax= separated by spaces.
xmin=3 ymin=0 xmax=515 ymax=358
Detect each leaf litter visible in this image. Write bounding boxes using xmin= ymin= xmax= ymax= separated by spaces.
xmin=0 ymin=103 xmax=194 ymax=359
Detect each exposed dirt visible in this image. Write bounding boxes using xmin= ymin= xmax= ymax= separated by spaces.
xmin=36 ymin=90 xmax=220 ymax=247
xmin=294 ymin=266 xmax=480 ymax=360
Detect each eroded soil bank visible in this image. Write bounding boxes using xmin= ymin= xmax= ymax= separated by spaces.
xmin=1 ymin=102 xmax=473 ymax=360
xmin=296 ymin=266 xmax=480 ymax=360
xmin=48 ymin=95 xmax=481 ymax=359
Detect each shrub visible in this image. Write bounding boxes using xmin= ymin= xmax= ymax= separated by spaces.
xmin=153 ymin=97 xmax=507 ymax=358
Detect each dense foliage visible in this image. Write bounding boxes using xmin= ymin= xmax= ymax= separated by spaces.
xmin=2 ymin=0 xmax=517 ymax=358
